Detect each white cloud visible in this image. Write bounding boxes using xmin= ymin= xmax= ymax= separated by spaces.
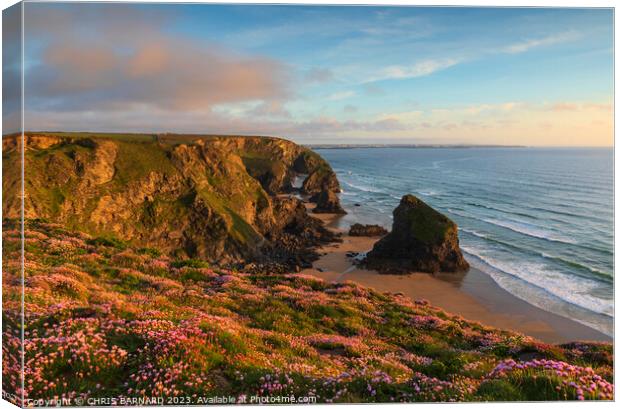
xmin=359 ymin=30 xmax=581 ymax=85
xmin=369 ymin=58 xmax=461 ymax=82
xmin=463 ymin=102 xmax=523 ymax=115
xmin=502 ymin=31 xmax=581 ymax=54
xmin=377 ymin=110 xmax=423 ymax=122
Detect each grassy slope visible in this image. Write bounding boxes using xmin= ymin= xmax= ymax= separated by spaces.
xmin=2 ymin=221 xmax=613 ymax=404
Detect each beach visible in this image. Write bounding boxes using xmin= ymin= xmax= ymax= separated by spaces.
xmin=303 ymin=209 xmax=611 ymax=345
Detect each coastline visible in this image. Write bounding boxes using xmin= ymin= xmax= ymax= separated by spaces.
xmin=302 ymin=208 xmax=611 ymax=345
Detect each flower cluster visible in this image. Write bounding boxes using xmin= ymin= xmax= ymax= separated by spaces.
xmin=489 ymin=358 xmax=614 ymax=400
xmin=2 ymin=220 xmax=613 ymax=404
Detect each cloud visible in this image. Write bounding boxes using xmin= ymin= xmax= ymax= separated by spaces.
xmin=377 ymin=110 xmax=423 ymax=122
xmin=23 ymin=102 xmax=406 ymax=138
xmin=463 ymin=102 xmax=523 ymax=115
xmin=246 ymin=101 xmax=292 ymax=118
xmin=3 ymin=3 xmax=23 ymax=134
xmin=369 ymin=58 xmax=460 ymax=82
xmin=327 ymin=90 xmax=356 ymax=101
xmin=357 ymin=29 xmax=582 ymax=86
xmin=23 ymin=98 xmax=611 ymax=146
xmin=24 ymin=4 xmax=290 ymax=115
xmin=549 ymin=102 xmax=612 ymax=112
xmin=550 ymin=102 xmax=579 ymax=112
xmin=294 ymin=116 xmax=405 ymax=134
xmin=502 ymin=31 xmax=581 ymax=54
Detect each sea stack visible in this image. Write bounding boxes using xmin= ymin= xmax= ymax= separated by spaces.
xmin=365 ymin=194 xmax=469 ymax=274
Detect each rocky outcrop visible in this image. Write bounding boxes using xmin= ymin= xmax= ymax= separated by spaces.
xmin=2 ymin=133 xmax=342 ymax=268
xmin=311 ymin=190 xmax=346 ymax=214
xmin=348 ymin=223 xmax=388 ymax=237
xmin=80 ymin=141 xmax=118 ymax=187
xmin=365 ymin=195 xmax=469 ymax=274
xmin=302 ymin=169 xmax=340 ymax=195
xmin=262 ymin=196 xmax=340 ymax=268
xmin=2 ymin=134 xmax=64 ymax=152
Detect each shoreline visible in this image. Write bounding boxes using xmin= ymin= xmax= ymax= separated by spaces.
xmin=303 ymin=208 xmax=611 ymax=345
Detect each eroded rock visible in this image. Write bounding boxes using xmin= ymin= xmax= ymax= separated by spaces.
xmin=311 ymin=190 xmax=346 ymax=214
xmin=348 ymin=223 xmax=388 ymax=237
xmin=365 ymin=195 xmax=469 ymax=274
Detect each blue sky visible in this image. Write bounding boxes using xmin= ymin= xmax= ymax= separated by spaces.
xmin=5 ymin=3 xmax=614 ymax=145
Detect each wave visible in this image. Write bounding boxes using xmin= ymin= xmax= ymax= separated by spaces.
xmin=540 ymin=252 xmax=613 ymax=282
xmin=527 ymin=205 xmax=608 ymax=223
xmin=342 ymin=180 xmax=384 ymax=193
xmin=482 ymin=218 xmax=577 ymax=245
xmin=418 ymin=190 xmax=439 ymax=197
xmin=431 ymin=157 xmax=474 ymax=169
xmin=461 ymin=245 xmax=613 ymax=319
xmin=459 ymin=228 xmax=488 ymax=239
xmin=465 ymin=201 xmax=539 ymax=221
xmin=448 ymin=210 xmax=612 ymax=260
xmin=459 ymin=228 xmax=612 ymax=283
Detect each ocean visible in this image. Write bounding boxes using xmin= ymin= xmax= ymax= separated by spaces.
xmin=315 ymin=147 xmax=614 ymax=337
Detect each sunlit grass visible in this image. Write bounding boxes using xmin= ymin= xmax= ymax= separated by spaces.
xmin=2 ymin=219 xmax=613 ymax=405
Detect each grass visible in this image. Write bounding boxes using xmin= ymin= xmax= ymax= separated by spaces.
xmin=397 ymin=195 xmax=455 ymax=244
xmin=1 ymin=220 xmax=613 ymax=405
xmin=111 ymin=141 xmax=175 ymax=187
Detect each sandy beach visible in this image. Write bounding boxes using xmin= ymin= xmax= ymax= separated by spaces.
xmin=303 ymin=209 xmax=611 ymax=344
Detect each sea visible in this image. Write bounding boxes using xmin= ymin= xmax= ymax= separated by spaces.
xmin=315 ymin=147 xmax=614 ymax=337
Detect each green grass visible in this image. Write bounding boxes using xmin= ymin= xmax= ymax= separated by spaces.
xmin=1 ymin=220 xmax=615 ymax=403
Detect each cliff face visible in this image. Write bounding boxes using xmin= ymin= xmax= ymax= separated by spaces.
xmin=2 ymin=133 xmax=341 ymax=265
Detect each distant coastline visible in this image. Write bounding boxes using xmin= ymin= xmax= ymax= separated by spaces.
xmin=308 ymin=143 xmax=527 ymax=149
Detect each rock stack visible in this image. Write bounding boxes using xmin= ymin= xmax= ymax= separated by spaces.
xmin=365 ymin=194 xmax=469 ymax=274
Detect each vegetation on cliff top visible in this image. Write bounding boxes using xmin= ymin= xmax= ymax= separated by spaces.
xmin=2 ymin=220 xmax=613 ymax=404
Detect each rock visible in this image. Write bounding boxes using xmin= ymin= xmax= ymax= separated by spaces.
xmin=365 ymin=195 xmax=469 ymax=274
xmin=312 ymin=190 xmax=347 ymax=214
xmin=293 ymin=150 xmax=323 ymax=174
xmin=302 ymin=169 xmax=340 ymax=195
xmin=80 ymin=140 xmax=118 ymax=187
xmin=244 ymin=159 xmax=291 ymax=195
xmin=354 ymin=203 xmax=361 ymax=207
xmin=348 ymin=223 xmax=388 ymax=237
xmin=25 ymin=134 xmax=64 ymax=150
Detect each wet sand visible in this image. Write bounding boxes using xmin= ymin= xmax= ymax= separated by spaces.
xmin=304 ymin=210 xmax=611 ymax=344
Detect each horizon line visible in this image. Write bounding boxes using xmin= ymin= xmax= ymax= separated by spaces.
xmin=2 ymin=131 xmax=613 ymax=149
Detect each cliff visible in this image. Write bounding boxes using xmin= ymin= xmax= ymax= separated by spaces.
xmin=2 ymin=132 xmax=341 ymax=266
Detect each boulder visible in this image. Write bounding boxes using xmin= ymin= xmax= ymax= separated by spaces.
xmin=311 ymin=190 xmax=346 ymax=214
xmin=348 ymin=223 xmax=388 ymax=237
xmin=365 ymin=195 xmax=469 ymax=274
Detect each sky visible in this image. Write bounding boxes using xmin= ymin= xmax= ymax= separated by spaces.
xmin=2 ymin=3 xmax=614 ymax=146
